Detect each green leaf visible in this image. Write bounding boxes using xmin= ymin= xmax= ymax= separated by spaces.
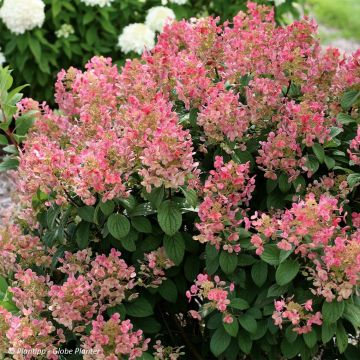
xmin=107 ymin=214 xmax=130 ymax=239
xmin=0 ymin=300 xmax=18 ymax=312
xmin=341 ymin=90 xmax=360 ymax=110
xmin=219 ymin=251 xmax=238 ymax=274
xmin=119 ymin=230 xmax=137 ymax=252
xmin=0 ymin=134 xmax=8 ymax=145
xmin=285 ymin=326 xmax=298 ymax=343
xmin=130 ymin=202 xmax=156 ymax=217
xmin=347 ymin=173 xmax=360 ymax=188
xmin=281 ymin=337 xmax=302 ymax=359
xmin=100 ymin=200 xmax=115 ymax=217
xmin=158 ymin=279 xmax=177 ymax=303
xmin=322 ymin=301 xmax=345 ymax=323
xmin=239 ymin=314 xmax=257 ymax=334
xmin=131 ymin=217 xmax=152 ymax=233
xmin=336 ymin=321 xmax=348 ymax=354
xmin=126 ymin=298 xmax=153 ymax=318
xmin=76 ymin=222 xmax=90 ymax=250
xmin=230 ymin=298 xmax=249 ymax=311
xmin=0 ymin=157 xmax=19 ymax=172
xmin=143 ymin=187 xmax=164 ymax=209
xmin=303 ymin=330 xmax=317 ymax=348
xmin=251 ymin=262 xmax=268 ymax=287
xmin=321 ymin=322 xmax=336 ymax=344
xmin=305 ymin=156 xmax=319 ymax=174
xmin=210 ymin=327 xmax=231 ymax=357
xmin=329 ymin=126 xmax=343 ymax=139
xmin=77 ymin=206 xmax=95 ymax=223
xmin=223 ymin=317 xmax=239 ymax=337
xmin=337 ymin=113 xmax=356 ymax=125
xmin=0 ymin=276 xmax=8 ymax=299
xmin=157 ymin=200 xmax=182 ymax=236
xmin=134 ymin=317 xmax=161 ymax=335
xmin=267 ymin=284 xmax=289 ymax=297
xmin=278 ymin=173 xmax=291 ymax=193
xmin=312 ymin=143 xmax=325 ymax=163
xmin=260 ymin=244 xmax=280 ymax=266
xmin=324 ymin=155 xmax=336 ymax=169
xmin=163 ymin=233 xmax=185 ymax=265
xmin=180 ymin=187 xmax=198 ymax=208
xmin=276 ymin=259 xmax=300 ymax=286
xmin=107 ymin=304 xmax=126 ymax=319
xmin=237 ymin=329 xmax=252 ymax=354
xmin=28 ymin=37 xmax=42 ymax=63
xmin=343 ymin=302 xmax=360 ymax=330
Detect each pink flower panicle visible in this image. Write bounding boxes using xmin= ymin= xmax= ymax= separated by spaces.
xmin=186 ymin=274 xmax=235 ymax=323
xmin=153 ymin=340 xmax=185 ymax=360
xmin=81 ymin=313 xmax=150 ymax=360
xmin=195 ymin=157 xmax=255 ymax=253
xmin=272 ymin=298 xmax=322 ymax=334
xmin=10 ymin=269 xmax=50 ymax=316
xmin=138 ymin=247 xmax=175 ymax=287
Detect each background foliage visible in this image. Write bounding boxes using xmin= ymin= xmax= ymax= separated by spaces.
xmin=0 ymin=0 xmax=302 ymax=103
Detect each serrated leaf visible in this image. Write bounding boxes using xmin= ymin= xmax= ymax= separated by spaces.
xmin=337 ymin=113 xmax=356 ymax=125
xmin=143 ymin=187 xmax=164 ymax=209
xmin=343 ymin=302 xmax=360 ymax=330
xmin=0 ymin=134 xmax=8 ymax=145
xmin=163 ymin=233 xmax=185 ymax=265
xmin=0 ymin=157 xmax=19 ymax=172
xmin=322 ymin=301 xmax=344 ymax=323
xmin=281 ymin=337 xmax=302 ymax=358
xmin=305 ymin=156 xmax=319 ymax=174
xmin=119 ymin=230 xmax=137 ymax=252
xmin=336 ymin=321 xmax=348 ymax=353
xmin=131 ymin=217 xmax=152 ymax=233
xmin=341 ymin=90 xmax=360 ymax=110
xmin=312 ymin=143 xmax=325 ymax=163
xmin=77 ymin=206 xmax=95 ymax=223
xmin=219 ymin=251 xmax=238 ymax=274
xmin=230 ymin=298 xmax=249 ymax=311
xmin=276 ymin=259 xmax=300 ymax=286
xmin=239 ymin=314 xmax=257 ymax=333
xmin=107 ymin=214 xmax=130 ymax=239
xmin=210 ymin=327 xmax=231 ymax=357
xmin=100 ymin=200 xmax=115 ymax=216
xmin=126 ymin=298 xmax=153 ymax=318
xmin=76 ymin=222 xmax=90 ymax=250
xmin=260 ymin=244 xmax=280 ymax=266
xmin=321 ymin=322 xmax=336 ymax=344
xmin=223 ymin=317 xmax=239 ymax=337
xmin=278 ymin=173 xmax=291 ymax=193
xmin=158 ymin=279 xmax=177 ymax=303
xmin=303 ymin=330 xmax=317 ymax=348
xmin=157 ymin=200 xmax=182 ymax=236
xmin=324 ymin=155 xmax=336 ymax=169
xmin=347 ymin=173 xmax=360 ymax=188
xmin=237 ymin=329 xmax=252 ymax=354
xmin=251 ymin=261 xmax=268 ymax=287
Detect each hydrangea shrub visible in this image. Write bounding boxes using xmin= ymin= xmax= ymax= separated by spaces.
xmin=1 ymin=3 xmax=360 ymax=359
xmin=0 ymin=0 xmax=301 ymax=103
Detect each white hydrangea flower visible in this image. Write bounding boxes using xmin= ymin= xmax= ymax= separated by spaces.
xmin=80 ymin=0 xmax=113 ymax=7
xmin=0 ymin=48 xmax=6 ymax=67
xmin=170 ymin=0 xmax=188 ymax=4
xmin=55 ymin=24 xmax=75 ymax=39
xmin=0 ymin=0 xmax=45 ymax=35
xmin=162 ymin=0 xmax=188 ymax=4
xmin=118 ymin=23 xmax=155 ymax=55
xmin=145 ymin=6 xmax=176 ymax=33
